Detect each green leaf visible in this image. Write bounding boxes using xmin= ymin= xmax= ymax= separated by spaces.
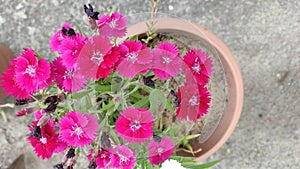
xmin=71 ymin=89 xmax=93 ymax=99
xmin=149 ymin=89 xmax=167 ymax=114
xmin=109 ymin=129 xmax=120 ymax=145
xmin=129 ymin=35 xmax=139 ymax=41
xmin=111 ymin=75 xmax=126 ymax=93
xmin=150 ymin=33 xmax=157 ymax=39
xmin=85 ymin=95 xmax=93 ymax=111
xmin=171 ymin=156 xmax=195 ymax=163
xmin=76 ymin=24 xmax=86 ymax=36
xmin=182 ymin=158 xmax=223 ymax=169
xmin=133 ymin=96 xmax=149 ymax=108
xmin=101 ymin=101 xmax=115 ymax=112
xmin=95 ymin=84 xmax=111 ymax=92
xmin=180 ymin=48 xmax=188 ymax=56
xmin=166 ymin=100 xmax=175 ymax=112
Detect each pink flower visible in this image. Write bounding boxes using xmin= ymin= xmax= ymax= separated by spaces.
xmin=0 ymin=60 xmax=31 ymax=99
xmin=27 ymin=115 xmax=58 ymax=159
xmin=175 ymin=85 xmax=200 ymax=121
xmin=88 ymin=148 xmax=113 ymax=169
xmin=59 ymin=111 xmax=99 ymax=147
xmin=116 ymin=41 xmax=152 ymax=78
xmin=16 ymin=107 xmax=35 ymax=116
xmin=152 ymin=42 xmax=181 ymax=80
xmin=147 ymin=136 xmax=174 ymax=165
xmin=196 ymin=85 xmax=211 ymax=118
xmin=183 ymin=49 xmax=213 ymax=85
xmin=14 ymin=48 xmax=51 ymax=93
xmin=175 ymin=84 xmax=210 ymax=120
xmin=50 ymin=23 xmax=72 ymax=52
xmin=111 ymin=145 xmax=136 ymax=169
xmin=97 ymin=12 xmax=127 ymax=37
xmin=51 ymin=57 xmax=86 ymax=93
xmin=59 ymin=33 xmax=87 ymax=69
xmin=76 ymin=35 xmax=120 ymax=79
xmin=115 ymin=107 xmax=154 ymax=144
xmin=54 ymin=138 xmax=68 ymax=153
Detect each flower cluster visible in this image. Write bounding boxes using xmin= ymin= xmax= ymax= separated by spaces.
xmin=0 ymin=3 xmax=214 ymax=169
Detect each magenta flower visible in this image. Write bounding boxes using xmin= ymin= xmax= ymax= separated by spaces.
xmin=147 ymin=136 xmax=174 ymax=165
xmin=117 ymin=41 xmax=152 ymax=78
xmin=14 ymin=48 xmax=51 ymax=93
xmin=196 ymin=85 xmax=211 ymax=118
xmin=0 ymin=60 xmax=31 ymax=99
xmin=183 ymin=49 xmax=213 ymax=85
xmin=27 ymin=121 xmax=58 ymax=159
xmin=54 ymin=138 xmax=68 ymax=153
xmin=97 ymin=12 xmax=127 ymax=37
xmin=152 ymin=42 xmax=181 ymax=79
xmin=59 ymin=33 xmax=87 ymax=69
xmin=77 ymin=35 xmax=120 ymax=79
xmin=16 ymin=107 xmax=35 ymax=116
xmin=111 ymin=145 xmax=136 ymax=169
xmin=88 ymin=148 xmax=113 ymax=169
xmin=51 ymin=57 xmax=86 ymax=93
xmin=175 ymin=85 xmax=200 ymax=121
xmin=50 ymin=23 xmax=72 ymax=52
xmin=115 ymin=107 xmax=154 ymax=144
xmin=59 ymin=111 xmax=99 ymax=147
xmin=175 ymin=84 xmax=211 ymax=120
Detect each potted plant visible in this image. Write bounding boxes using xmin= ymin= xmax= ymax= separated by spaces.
xmin=1 ymin=1 xmax=243 ymax=168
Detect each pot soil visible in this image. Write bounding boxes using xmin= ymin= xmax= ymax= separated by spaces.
xmin=127 ymin=18 xmax=243 ymax=161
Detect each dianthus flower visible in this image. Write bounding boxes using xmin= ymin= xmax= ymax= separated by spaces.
xmin=27 ymin=110 xmax=58 ymax=159
xmin=59 ymin=111 xmax=99 ymax=147
xmin=87 ymin=148 xmax=113 ymax=169
xmin=59 ymin=33 xmax=87 ymax=69
xmin=161 ymin=159 xmax=186 ymax=169
xmin=77 ymin=35 xmax=120 ymax=79
xmin=97 ymin=12 xmax=127 ymax=38
xmin=14 ymin=48 xmax=51 ymax=93
xmin=147 ymin=136 xmax=174 ymax=165
xmin=50 ymin=23 xmax=72 ymax=52
xmin=51 ymin=57 xmax=86 ymax=93
xmin=183 ymin=49 xmax=213 ymax=85
xmin=176 ymin=84 xmax=211 ymax=120
xmin=0 ymin=60 xmax=31 ymax=99
xmin=111 ymin=145 xmax=136 ymax=169
xmin=115 ymin=107 xmax=154 ymax=144
xmin=152 ymin=42 xmax=181 ymax=79
xmin=116 ymin=41 xmax=152 ymax=78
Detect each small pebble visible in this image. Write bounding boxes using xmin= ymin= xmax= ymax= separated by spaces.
xmin=0 ymin=16 xmax=5 ymax=25
xmin=276 ymin=70 xmax=289 ymax=83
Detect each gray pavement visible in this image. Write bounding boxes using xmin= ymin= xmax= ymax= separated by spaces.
xmin=0 ymin=0 xmax=299 ymax=168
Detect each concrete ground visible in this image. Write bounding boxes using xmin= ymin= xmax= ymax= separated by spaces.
xmin=0 ymin=0 xmax=299 ymax=168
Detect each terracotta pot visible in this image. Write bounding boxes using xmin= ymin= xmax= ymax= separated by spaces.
xmin=0 ymin=44 xmax=15 ymax=102
xmin=127 ymin=18 xmax=243 ymax=161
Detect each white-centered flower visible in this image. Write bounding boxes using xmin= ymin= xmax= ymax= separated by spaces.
xmin=161 ymin=159 xmax=186 ymax=169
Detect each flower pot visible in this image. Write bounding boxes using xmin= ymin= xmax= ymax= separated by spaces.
xmin=126 ymin=18 xmax=243 ymax=161
xmin=0 ymin=44 xmax=15 ymax=103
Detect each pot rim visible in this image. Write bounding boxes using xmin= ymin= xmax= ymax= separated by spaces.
xmin=126 ymin=18 xmax=243 ymax=161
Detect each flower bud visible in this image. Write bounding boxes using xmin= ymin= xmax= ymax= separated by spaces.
xmin=16 ymin=107 xmax=34 ymax=117
xmin=61 ymin=155 xmax=68 ymax=165
xmin=37 ymin=113 xmax=51 ymax=127
xmin=53 ymin=163 xmax=64 ymax=169
xmin=66 ymin=148 xmax=76 ymax=158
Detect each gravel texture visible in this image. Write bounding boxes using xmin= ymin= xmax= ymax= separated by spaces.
xmin=0 ymin=0 xmax=299 ymax=168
